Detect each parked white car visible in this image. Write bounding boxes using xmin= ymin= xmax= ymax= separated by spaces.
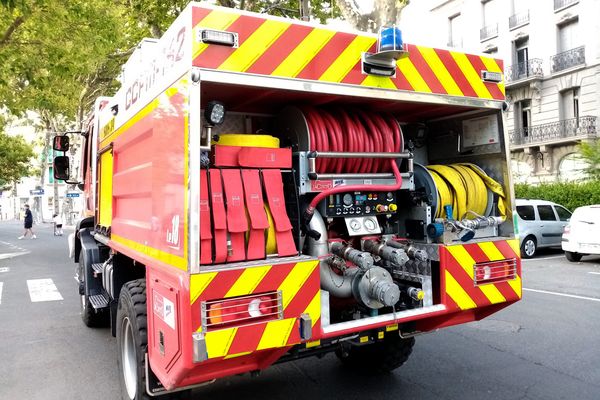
xmin=562 ymin=205 xmax=600 ymax=262
xmin=515 ymin=199 xmax=572 ymax=258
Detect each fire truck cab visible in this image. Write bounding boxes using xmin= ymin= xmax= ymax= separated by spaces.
xmin=54 ymin=3 xmax=521 ymax=399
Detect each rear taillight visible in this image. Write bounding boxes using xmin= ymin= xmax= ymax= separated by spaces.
xmin=202 ymin=291 xmax=282 ymax=331
xmin=473 ymin=259 xmax=517 ymax=285
xmin=563 ymin=225 xmax=571 ymax=235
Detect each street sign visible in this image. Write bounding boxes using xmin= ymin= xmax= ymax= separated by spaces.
xmin=66 ymin=192 xmax=80 ymax=198
xmin=30 ymin=189 xmax=44 ymax=195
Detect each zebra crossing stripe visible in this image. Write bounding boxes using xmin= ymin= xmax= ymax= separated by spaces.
xmin=27 ymin=279 xmax=63 ymax=302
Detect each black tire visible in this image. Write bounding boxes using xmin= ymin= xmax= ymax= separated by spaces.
xmin=117 ymin=279 xmax=150 ymax=400
xmin=565 ymin=251 xmax=583 ymax=262
xmin=79 ymin=255 xmax=109 ymax=327
xmin=335 ymin=333 xmax=415 ymax=374
xmin=520 ymin=236 xmax=537 ymax=258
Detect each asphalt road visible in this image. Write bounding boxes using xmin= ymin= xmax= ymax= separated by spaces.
xmin=1 ymin=220 xmax=599 ymax=400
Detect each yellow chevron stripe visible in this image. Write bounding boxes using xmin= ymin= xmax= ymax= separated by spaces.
xmin=303 ymin=291 xmax=321 ymax=327
xmin=417 ymin=46 xmax=463 ymax=96
xmin=224 ymin=351 xmax=251 ymax=360
xmin=478 ymin=242 xmax=505 ymax=261
xmin=445 ymin=271 xmax=477 ymax=310
xmin=256 ymin=318 xmax=296 ymax=350
xmin=507 ymin=239 xmax=521 ymax=257
xmin=450 ymin=52 xmax=492 ymax=99
xmin=205 ymin=327 xmax=238 ymax=358
xmin=190 ymin=272 xmax=218 ymax=304
xmin=478 ymin=283 xmax=506 ymax=304
xmin=219 ymin=19 xmax=291 ymax=72
xmin=480 ymin=56 xmax=505 ymax=96
xmin=278 ymin=260 xmax=319 ymax=309
xmin=272 ymin=28 xmax=336 ymax=77
xmin=446 ymin=245 xmax=475 ymax=278
xmin=193 ymin=10 xmax=241 ymax=59
xmin=225 ymin=265 xmax=272 ymax=298
xmin=508 ymin=274 xmax=522 ymax=298
xmin=397 ymin=57 xmax=432 ymax=93
xmin=361 ymin=75 xmax=397 ymax=89
xmin=319 ymin=35 xmax=376 ymax=82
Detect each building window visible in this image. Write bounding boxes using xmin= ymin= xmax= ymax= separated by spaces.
xmin=448 ymin=14 xmax=462 ymax=47
xmin=514 ymin=38 xmax=529 ymax=78
xmin=515 ymin=99 xmax=531 ymax=136
xmin=560 ymin=88 xmax=580 ymax=121
xmin=558 ymin=18 xmax=578 ymax=52
xmin=482 ymin=0 xmax=497 ymax=26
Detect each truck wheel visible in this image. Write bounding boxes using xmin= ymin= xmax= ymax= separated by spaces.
xmin=565 ymin=251 xmax=583 ymax=262
xmin=335 ymin=334 xmax=415 ymax=374
xmin=117 ymin=279 xmax=149 ymax=400
xmin=520 ymin=236 xmax=537 ymax=258
xmin=79 ymin=255 xmax=109 ymax=327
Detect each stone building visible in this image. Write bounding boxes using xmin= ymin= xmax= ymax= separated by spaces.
xmin=402 ymin=0 xmax=600 ymax=183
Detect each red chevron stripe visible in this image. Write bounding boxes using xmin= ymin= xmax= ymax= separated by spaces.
xmin=296 ymin=32 xmax=355 ymax=80
xmin=251 ymin=262 xmax=295 ymax=295
xmin=465 ymin=54 xmax=504 ymax=100
xmin=282 ymin=267 xmax=320 ymax=317
xmin=408 ymin=44 xmax=447 ymax=94
xmin=200 ymin=269 xmax=245 ymax=300
xmin=494 ymin=281 xmax=521 ymax=301
xmin=192 ymin=6 xmax=213 ymax=25
xmin=393 ymin=68 xmax=416 ymax=91
xmin=444 ymin=289 xmax=461 ymax=310
xmin=444 ymin=248 xmax=491 ymax=306
xmin=193 ymin=15 xmax=265 ymax=69
xmin=434 ymin=49 xmax=477 ymax=97
xmin=227 ymin=323 xmax=266 ymax=355
xmin=494 ymin=58 xmax=504 ymax=71
xmin=491 ymin=240 xmax=520 ymax=260
xmin=246 ymin=24 xmax=314 ymax=75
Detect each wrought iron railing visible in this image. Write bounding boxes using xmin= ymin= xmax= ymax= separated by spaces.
xmin=509 ymin=10 xmax=529 ymax=29
xmin=480 ymin=23 xmax=498 ymax=41
xmin=505 ymin=58 xmax=543 ymax=83
xmin=554 ymin=0 xmax=578 ymax=11
xmin=551 ymin=46 xmax=585 ymax=73
xmin=509 ymin=116 xmax=597 ymax=146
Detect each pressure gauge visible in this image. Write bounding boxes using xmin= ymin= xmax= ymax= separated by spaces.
xmin=364 ymin=218 xmax=377 ymax=232
xmin=349 ymin=219 xmax=361 ymax=232
xmin=343 ymin=193 xmax=353 ymax=206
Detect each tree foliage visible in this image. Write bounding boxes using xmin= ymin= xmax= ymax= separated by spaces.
xmin=337 ymin=0 xmax=410 ymax=32
xmin=0 ymin=129 xmax=34 ymax=187
xmin=578 ymin=140 xmax=600 ymax=179
xmin=515 ymin=180 xmax=600 ymax=211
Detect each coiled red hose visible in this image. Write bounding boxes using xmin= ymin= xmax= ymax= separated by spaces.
xmin=302 ymin=107 xmax=405 ymax=223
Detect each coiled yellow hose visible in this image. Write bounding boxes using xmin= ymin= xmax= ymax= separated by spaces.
xmin=427 ymin=163 xmax=506 ymax=220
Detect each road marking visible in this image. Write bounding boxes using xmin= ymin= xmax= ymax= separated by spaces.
xmin=0 ymin=282 xmax=3 ymax=305
xmin=588 ymin=272 xmax=600 ymax=275
xmin=523 ymin=287 xmax=600 ymax=303
xmin=0 ymin=267 xmax=9 ymax=273
xmin=27 ymin=279 xmax=64 ymax=302
xmin=524 ymin=255 xmax=564 ymax=261
xmin=0 ymin=252 xmax=29 ymax=260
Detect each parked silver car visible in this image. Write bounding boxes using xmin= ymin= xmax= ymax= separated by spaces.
xmin=515 ymin=199 xmax=572 ymax=258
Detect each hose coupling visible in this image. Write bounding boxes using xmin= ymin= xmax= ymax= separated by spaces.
xmin=385 ymin=240 xmax=428 ymax=261
xmin=330 ymin=242 xmax=374 ymax=270
xmin=363 ymin=239 xmax=409 ymax=266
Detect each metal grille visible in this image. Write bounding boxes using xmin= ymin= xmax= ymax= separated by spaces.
xmin=200 ymin=291 xmax=283 ymax=331
xmin=554 ymin=0 xmax=578 ymax=11
xmin=509 ymin=116 xmax=597 ymax=146
xmin=550 ymin=46 xmax=585 ymax=73
xmin=473 ymin=259 xmax=517 ymax=285
xmin=509 ymin=10 xmax=529 ymax=29
xmin=505 ymin=58 xmax=543 ymax=83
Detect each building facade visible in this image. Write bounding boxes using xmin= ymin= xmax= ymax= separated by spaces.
xmin=403 ymin=0 xmax=600 ymax=183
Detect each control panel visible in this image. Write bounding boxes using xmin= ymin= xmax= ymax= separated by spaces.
xmin=319 ymin=191 xmax=398 ymax=217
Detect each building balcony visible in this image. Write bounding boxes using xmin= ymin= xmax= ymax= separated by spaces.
xmin=509 ymin=116 xmax=597 ymax=148
xmin=480 ymin=23 xmax=498 ymax=42
xmin=505 ymin=58 xmax=543 ymax=87
xmin=554 ymin=0 xmax=578 ymax=11
xmin=550 ymin=46 xmax=585 ymax=73
xmin=509 ymin=10 xmax=529 ymax=30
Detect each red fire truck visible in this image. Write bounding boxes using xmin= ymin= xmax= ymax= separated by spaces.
xmin=53 ymin=3 xmax=521 ymax=399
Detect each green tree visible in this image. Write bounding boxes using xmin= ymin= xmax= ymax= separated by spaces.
xmin=579 ymin=140 xmax=600 ymax=179
xmin=0 ymin=130 xmax=34 ymax=187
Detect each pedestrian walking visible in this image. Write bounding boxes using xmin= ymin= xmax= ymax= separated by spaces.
xmin=53 ymin=213 xmax=63 ymax=236
xmin=18 ymin=204 xmax=36 ymax=239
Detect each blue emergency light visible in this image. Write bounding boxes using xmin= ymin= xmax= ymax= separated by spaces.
xmin=379 ymin=26 xmax=403 ymax=52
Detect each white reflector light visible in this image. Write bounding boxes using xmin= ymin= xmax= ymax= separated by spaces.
xmin=481 ymin=70 xmax=502 ymax=83
xmin=198 ymin=29 xmax=238 ymax=47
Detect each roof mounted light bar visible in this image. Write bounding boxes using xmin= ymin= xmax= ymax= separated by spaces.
xmin=197 ymin=29 xmax=239 ymax=48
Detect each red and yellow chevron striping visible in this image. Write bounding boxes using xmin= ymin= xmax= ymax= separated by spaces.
xmin=190 ymin=259 xmax=320 ymax=359
xmin=191 ymin=7 xmax=505 ymax=100
xmin=442 ymin=239 xmax=521 ymax=311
